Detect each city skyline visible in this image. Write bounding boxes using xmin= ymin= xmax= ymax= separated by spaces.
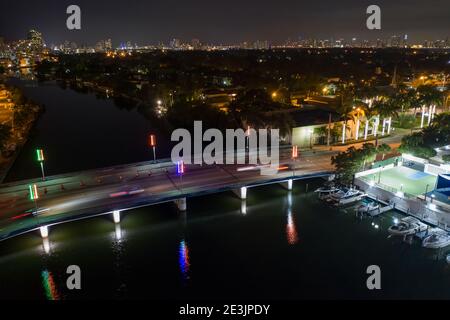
xmin=1 ymin=0 xmax=450 ymax=45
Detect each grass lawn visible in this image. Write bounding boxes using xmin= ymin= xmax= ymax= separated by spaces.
xmin=361 ymin=166 xmax=437 ymax=196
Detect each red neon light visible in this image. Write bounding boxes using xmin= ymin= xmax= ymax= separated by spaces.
xmin=149 ymin=134 xmax=156 ymax=147
xmin=292 ymin=145 xmax=298 ymax=159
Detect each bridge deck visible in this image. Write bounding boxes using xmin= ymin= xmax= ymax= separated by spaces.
xmin=0 ymin=148 xmax=334 ymax=241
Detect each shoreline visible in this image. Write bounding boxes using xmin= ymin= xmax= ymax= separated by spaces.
xmin=0 ymin=79 xmax=44 ymax=183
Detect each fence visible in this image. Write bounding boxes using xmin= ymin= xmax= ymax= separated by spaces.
xmin=355 ymin=178 xmax=450 ymax=231
xmin=424 ymin=163 xmax=450 ymax=176
xmin=355 ymin=163 xmax=395 ymax=178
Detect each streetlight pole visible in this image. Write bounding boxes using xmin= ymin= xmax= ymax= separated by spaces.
xmin=28 ymin=184 xmax=39 ymax=216
xmin=177 ymin=160 xmax=185 ymax=183
xmin=148 ymin=134 xmax=157 ymax=162
xmin=292 ymin=145 xmax=298 ymax=176
xmin=245 ymin=126 xmax=250 ymax=151
xmin=36 ymin=149 xmax=45 ymax=181
xmin=425 ymin=184 xmax=430 ymax=201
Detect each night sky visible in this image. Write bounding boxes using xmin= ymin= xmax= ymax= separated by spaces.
xmin=1 ymin=0 xmax=449 ymax=45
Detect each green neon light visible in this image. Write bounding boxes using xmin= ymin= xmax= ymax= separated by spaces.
xmin=36 ymin=149 xmax=44 ymax=162
xmin=28 ymin=185 xmax=34 ymax=200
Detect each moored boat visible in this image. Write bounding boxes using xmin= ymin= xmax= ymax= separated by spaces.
xmin=422 ymin=228 xmax=450 ymax=249
xmin=388 ymin=216 xmax=429 ymax=236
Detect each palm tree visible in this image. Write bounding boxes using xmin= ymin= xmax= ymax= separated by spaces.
xmin=372 ymin=98 xmax=399 ymax=145
xmin=391 ymin=86 xmax=416 ymax=113
xmin=417 ymin=85 xmax=444 ymax=126
xmin=336 ymin=85 xmax=356 ymax=143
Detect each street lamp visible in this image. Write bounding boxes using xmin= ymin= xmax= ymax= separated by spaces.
xmin=28 ymin=184 xmax=39 ymax=215
xmin=177 ymin=160 xmax=185 ymax=179
xmin=245 ymin=125 xmax=251 ymax=151
xmin=36 ymin=149 xmax=46 ymax=181
xmin=292 ymin=145 xmax=298 ymax=176
xmin=148 ymin=134 xmax=157 ymax=162
xmin=424 ymin=184 xmax=430 ymax=201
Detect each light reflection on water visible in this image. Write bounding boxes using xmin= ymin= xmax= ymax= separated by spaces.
xmin=286 ymin=211 xmax=299 ymax=245
xmin=111 ymin=222 xmax=127 ymax=297
xmin=179 ymin=240 xmax=190 ymax=283
xmin=2 ymin=183 xmax=450 ymax=299
xmin=285 ymin=192 xmax=298 ymax=245
xmin=41 ymin=270 xmax=60 ymax=300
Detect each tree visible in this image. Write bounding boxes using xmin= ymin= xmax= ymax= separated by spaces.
xmin=0 ymin=124 xmax=12 ymax=153
xmin=360 ymin=143 xmax=377 ymax=169
xmin=417 ymin=85 xmax=443 ymax=108
xmin=442 ymin=155 xmax=450 ymax=163
xmin=377 ymin=143 xmax=391 ymax=160
xmin=331 ymin=143 xmax=380 ymax=185
xmin=336 ymin=85 xmax=357 ymax=142
xmin=229 ymin=89 xmax=294 ymax=135
xmin=314 ymin=126 xmax=328 ymax=145
xmin=390 ymin=86 xmax=416 ymax=113
xmin=398 ymin=132 xmax=437 ymax=159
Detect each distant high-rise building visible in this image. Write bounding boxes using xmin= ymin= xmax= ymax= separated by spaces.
xmin=191 ymin=38 xmax=201 ymax=50
xmin=95 ymin=39 xmax=113 ymax=52
xmin=27 ymin=29 xmax=44 ymax=51
xmin=170 ymin=38 xmax=181 ymax=49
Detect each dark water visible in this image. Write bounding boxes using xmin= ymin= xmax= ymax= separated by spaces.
xmin=1 ymin=183 xmax=450 ymax=300
xmin=5 ymin=79 xmax=172 ymax=182
xmin=1 ymin=80 xmax=450 ymax=300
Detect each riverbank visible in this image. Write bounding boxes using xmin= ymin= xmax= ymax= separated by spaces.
xmin=0 ymin=81 xmax=44 ymax=182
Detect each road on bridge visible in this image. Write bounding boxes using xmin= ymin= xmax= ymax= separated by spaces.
xmin=0 ymin=147 xmax=334 ymax=240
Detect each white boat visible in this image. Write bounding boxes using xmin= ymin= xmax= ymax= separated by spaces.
xmin=315 ymin=185 xmax=340 ymax=199
xmin=325 ymin=188 xmax=366 ymax=206
xmin=356 ymin=200 xmax=381 ymax=216
xmin=388 ymin=216 xmax=429 ymax=236
xmin=422 ymin=228 xmax=450 ymax=249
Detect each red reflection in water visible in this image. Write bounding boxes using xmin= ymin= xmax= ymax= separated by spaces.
xmin=41 ymin=270 xmax=60 ymax=300
xmin=286 ymin=212 xmax=298 ymax=245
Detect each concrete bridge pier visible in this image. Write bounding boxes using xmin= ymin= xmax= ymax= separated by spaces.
xmin=40 ymin=225 xmax=49 ymax=238
xmin=280 ymin=179 xmax=293 ymax=191
xmin=113 ymin=210 xmax=121 ymax=223
xmin=233 ymin=187 xmax=247 ymax=200
xmin=174 ymin=197 xmax=187 ymax=211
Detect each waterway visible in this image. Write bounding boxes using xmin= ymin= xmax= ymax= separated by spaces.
xmin=1 ymin=79 xmax=450 ymax=299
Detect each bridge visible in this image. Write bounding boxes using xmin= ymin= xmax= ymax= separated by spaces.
xmin=0 ymin=146 xmax=335 ymax=242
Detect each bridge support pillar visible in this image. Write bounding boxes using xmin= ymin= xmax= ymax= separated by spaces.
xmin=281 ymin=179 xmax=293 ymax=191
xmin=233 ymin=187 xmax=247 ymax=200
xmin=175 ymin=197 xmax=187 ymax=211
xmin=40 ymin=225 xmax=49 ymax=238
xmin=113 ymin=210 xmax=121 ymax=223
